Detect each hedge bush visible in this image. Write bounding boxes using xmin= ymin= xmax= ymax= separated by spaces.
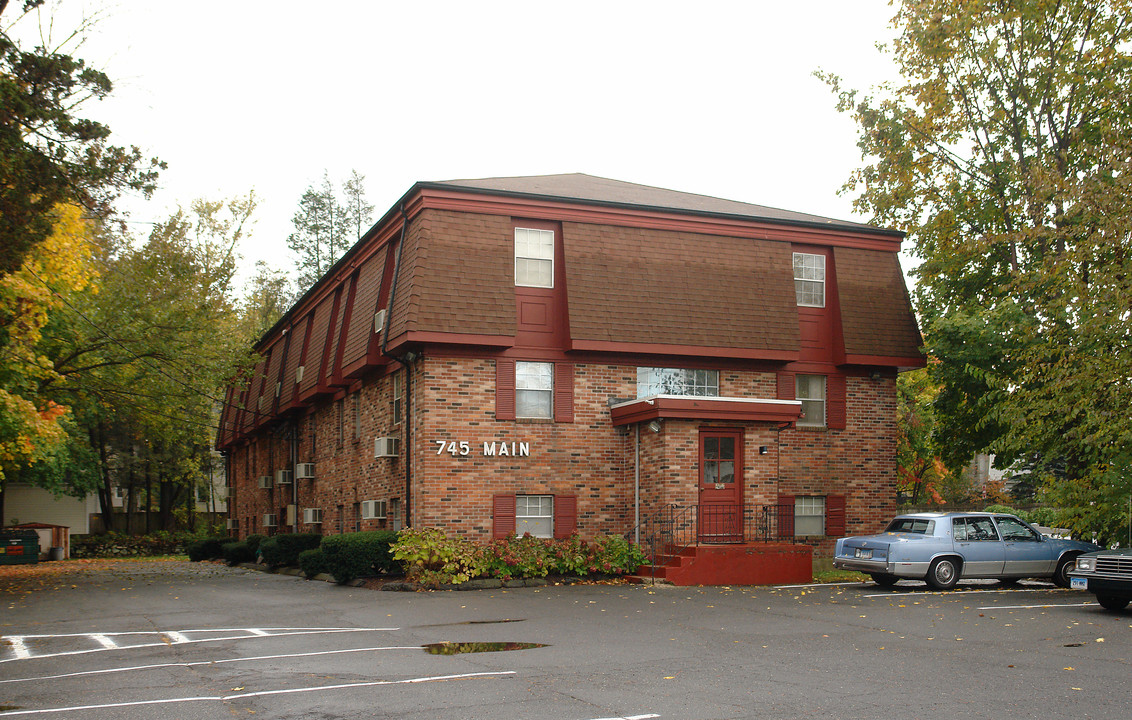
xmin=321 ymin=530 xmax=400 ymax=584
xmin=259 ymin=533 xmax=322 ymax=567
xmin=221 ymin=541 xmax=255 ymax=566
xmin=186 ymin=537 xmax=228 ymax=561
xmin=245 ymin=534 xmax=267 ymax=555
xmin=298 ymin=548 xmax=330 ymax=578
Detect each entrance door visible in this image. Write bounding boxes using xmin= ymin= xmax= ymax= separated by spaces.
xmin=698 ymin=430 xmax=743 ymax=543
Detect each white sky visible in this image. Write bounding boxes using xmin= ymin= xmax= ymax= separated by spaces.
xmin=8 ymin=1 xmax=906 ymax=287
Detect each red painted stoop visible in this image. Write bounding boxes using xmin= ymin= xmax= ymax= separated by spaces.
xmin=629 ymin=543 xmax=813 ymax=586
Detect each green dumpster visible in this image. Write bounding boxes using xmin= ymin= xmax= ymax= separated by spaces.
xmin=0 ymin=529 xmax=39 ymax=564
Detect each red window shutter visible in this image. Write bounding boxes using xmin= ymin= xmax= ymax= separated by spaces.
xmin=553 ymin=363 xmax=574 ymax=423
xmin=495 ymin=359 xmax=515 ymax=420
xmin=778 ymin=494 xmax=795 ymax=539
xmin=777 ymin=372 xmax=795 ymax=400
xmin=553 ymin=495 xmax=577 ymax=538
xmin=827 ymin=374 xmax=846 ymax=430
xmin=826 ymin=495 xmax=846 ymax=536
xmin=492 ymin=494 xmax=516 ymax=539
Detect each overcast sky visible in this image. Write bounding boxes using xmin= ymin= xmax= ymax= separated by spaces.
xmin=9 ymin=1 xmax=906 ymax=285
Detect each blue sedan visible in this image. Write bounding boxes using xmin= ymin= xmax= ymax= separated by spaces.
xmin=833 ymin=512 xmax=1099 ymax=589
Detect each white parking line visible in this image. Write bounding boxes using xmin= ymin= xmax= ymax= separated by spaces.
xmin=163 ymin=632 xmax=190 ymax=644
xmin=976 ymin=602 xmax=1096 ymax=610
xmin=586 ymin=715 xmax=660 ymax=719
xmin=0 ymin=627 xmax=397 ymax=663
xmin=863 ymin=587 xmax=1063 ymax=598
xmin=0 ymin=645 xmax=422 ymax=685
xmin=0 ymin=671 xmax=517 ymax=717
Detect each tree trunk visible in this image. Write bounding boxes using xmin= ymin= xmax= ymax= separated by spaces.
xmin=93 ymin=419 xmax=115 ymax=533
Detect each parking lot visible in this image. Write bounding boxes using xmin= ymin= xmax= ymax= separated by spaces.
xmin=1 ymin=561 xmax=1129 ymax=719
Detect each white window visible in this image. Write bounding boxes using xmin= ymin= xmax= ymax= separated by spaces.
xmin=796 ymin=374 xmax=826 ymax=427
xmin=516 ymin=361 xmax=553 ymax=418
xmin=391 ymin=371 xmax=403 ymax=425
xmin=793 ymin=252 xmax=825 ymax=307
xmin=637 ymin=368 xmax=719 ymax=398
xmin=795 ymin=496 xmax=825 ymax=536
xmin=516 ymin=495 xmax=553 ymax=538
xmin=515 ymin=227 xmax=555 ymax=288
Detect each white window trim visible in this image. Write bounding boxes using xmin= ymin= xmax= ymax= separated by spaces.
xmin=516 ymin=494 xmax=554 ymax=538
xmin=515 ymin=361 xmax=554 ymax=419
xmin=796 ymin=374 xmax=827 ymax=428
xmin=793 ymin=252 xmax=826 ymax=308
xmin=514 ymin=227 xmax=555 ymax=288
xmin=795 ymin=496 xmax=826 ymax=537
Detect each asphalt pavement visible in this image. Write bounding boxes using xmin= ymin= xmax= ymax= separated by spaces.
xmin=1 ymin=560 xmax=1129 ymax=719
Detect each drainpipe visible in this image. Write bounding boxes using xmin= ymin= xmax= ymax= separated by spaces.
xmin=290 ymin=421 xmax=298 ymax=534
xmin=634 ymin=422 xmax=640 ymax=545
xmin=381 ymin=204 xmax=413 ymax=528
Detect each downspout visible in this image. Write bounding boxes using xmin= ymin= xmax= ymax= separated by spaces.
xmin=381 ymin=204 xmax=413 ymax=528
xmin=290 ymin=422 xmax=298 ymax=534
xmin=634 ymin=423 xmax=640 ymax=545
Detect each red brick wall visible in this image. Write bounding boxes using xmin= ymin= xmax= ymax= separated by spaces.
xmin=227 ymin=358 xmax=899 ymax=558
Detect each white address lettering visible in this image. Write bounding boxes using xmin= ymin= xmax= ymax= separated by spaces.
xmin=434 ymin=440 xmax=530 ymax=457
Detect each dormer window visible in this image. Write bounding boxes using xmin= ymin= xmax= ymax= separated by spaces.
xmin=793 ymin=252 xmax=825 ymax=307
xmin=515 ymin=227 xmax=554 ymax=288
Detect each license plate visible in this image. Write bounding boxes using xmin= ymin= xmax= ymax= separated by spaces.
xmin=854 ymin=548 xmax=872 ymax=560
xmin=1070 ymin=577 xmax=1088 ymax=590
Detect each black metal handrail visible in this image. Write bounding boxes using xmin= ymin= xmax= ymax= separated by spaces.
xmin=628 ymin=503 xmax=797 ymax=572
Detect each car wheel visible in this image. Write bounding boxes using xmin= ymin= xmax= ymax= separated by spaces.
xmin=870 ymin=573 xmax=899 ymax=587
xmin=1052 ymin=556 xmax=1077 ymax=589
xmin=1096 ymin=594 xmax=1130 ymax=611
xmin=926 ymin=557 xmax=960 ymax=590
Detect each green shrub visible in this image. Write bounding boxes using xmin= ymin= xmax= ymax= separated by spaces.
xmin=245 ymin=534 xmax=267 ymax=555
xmin=186 ymin=537 xmax=228 ymax=561
xmin=591 ymin=534 xmax=646 ymax=574
xmin=392 ymin=527 xmax=483 ymax=586
xmin=259 ymin=533 xmax=322 ymax=567
xmin=321 ymin=530 xmax=401 ymax=584
xmin=1027 ymin=507 xmax=1059 ymax=527
xmin=221 ymin=541 xmax=255 ymax=566
xmin=298 ymin=548 xmax=330 ymax=578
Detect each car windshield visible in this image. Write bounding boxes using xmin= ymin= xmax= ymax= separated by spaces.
xmin=885 ymin=518 xmax=935 ymax=534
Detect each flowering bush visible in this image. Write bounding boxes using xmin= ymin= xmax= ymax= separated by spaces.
xmin=391 ymin=529 xmax=646 ymax=586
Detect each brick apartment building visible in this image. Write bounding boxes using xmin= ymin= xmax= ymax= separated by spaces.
xmin=217 ymin=174 xmax=923 ymax=581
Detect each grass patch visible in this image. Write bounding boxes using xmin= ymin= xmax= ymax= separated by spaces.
xmin=812 ymin=570 xmax=869 ymax=584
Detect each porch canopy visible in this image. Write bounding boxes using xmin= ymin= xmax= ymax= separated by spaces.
xmin=609 ymin=395 xmax=802 ymax=426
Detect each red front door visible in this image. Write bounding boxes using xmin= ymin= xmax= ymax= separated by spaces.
xmin=698 ymin=429 xmax=743 ymax=542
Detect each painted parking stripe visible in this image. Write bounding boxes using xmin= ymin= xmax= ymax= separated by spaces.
xmin=863 ymin=587 xmax=1064 ymax=598
xmin=163 ymin=632 xmax=190 ymax=644
xmin=585 ymin=715 xmax=660 ymax=719
xmin=0 ymin=671 xmax=516 ymax=717
xmin=0 ymin=627 xmax=397 ymax=663
xmin=0 ymin=646 xmax=422 ymax=685
xmin=976 ymin=602 xmax=1097 ymax=610
xmin=89 ymin=634 xmax=117 ymax=650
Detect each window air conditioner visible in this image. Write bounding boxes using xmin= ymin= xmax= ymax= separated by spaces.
xmin=226 ymin=518 xmax=238 ymax=530
xmin=361 ymin=500 xmax=387 ymax=520
xmin=303 ymin=507 xmax=323 ymax=524
xmin=257 ymin=475 xmax=273 ymax=489
xmin=275 ymin=469 xmax=293 ymax=485
xmin=373 ymin=309 xmax=387 ymax=335
xmin=374 ymin=436 xmax=399 ymax=458
xmin=262 ymin=513 xmax=277 ymax=527
xmin=295 ymin=462 xmax=316 ymax=479
xmin=295 ymin=365 xmax=305 ymax=383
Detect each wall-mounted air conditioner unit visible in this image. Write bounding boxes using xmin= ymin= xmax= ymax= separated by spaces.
xmin=274 ymin=381 xmax=281 ymax=398
xmin=262 ymin=514 xmax=277 ymax=527
xmin=226 ymin=518 xmax=238 ymax=530
xmin=302 ymin=508 xmax=323 ymax=524
xmin=257 ymin=475 xmax=273 ymax=489
xmin=374 ymin=436 xmax=399 ymax=458
xmin=295 ymin=365 xmax=305 ymax=383
xmin=295 ymin=462 xmax=316 ymax=479
xmin=361 ymin=500 xmax=387 ymax=520
xmin=275 ymin=469 xmax=293 ymax=485
xmin=373 ymin=309 xmax=387 ymax=335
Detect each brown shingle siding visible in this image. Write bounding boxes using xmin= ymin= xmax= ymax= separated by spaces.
xmin=562 ymin=222 xmax=799 ymax=352
xmin=834 ymin=247 xmax=923 ymax=360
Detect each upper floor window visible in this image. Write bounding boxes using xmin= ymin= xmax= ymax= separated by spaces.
xmin=795 ymin=374 xmax=826 ymax=427
xmin=516 ymin=361 xmax=553 ymax=418
xmin=515 ymin=227 xmax=554 ymax=288
xmin=793 ymin=252 xmax=825 ymax=307
xmin=391 ymin=371 xmax=403 ymax=425
xmin=637 ymin=368 xmax=719 ymax=398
